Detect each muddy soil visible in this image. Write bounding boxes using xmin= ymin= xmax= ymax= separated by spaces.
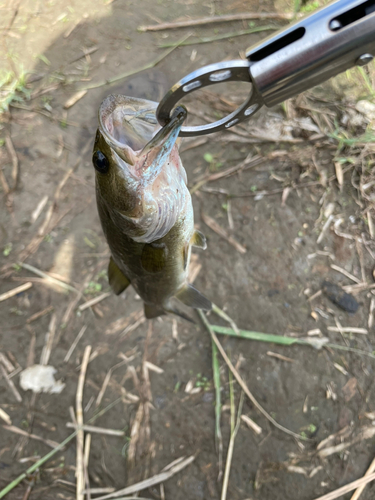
xmin=1 ymin=0 xmax=375 ymax=499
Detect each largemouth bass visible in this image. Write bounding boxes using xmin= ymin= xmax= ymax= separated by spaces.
xmin=92 ymin=95 xmax=212 ymax=319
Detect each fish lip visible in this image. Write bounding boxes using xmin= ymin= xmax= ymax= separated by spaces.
xmin=140 ymin=105 xmax=187 ymax=157
xmin=98 ymin=94 xmax=159 ymax=161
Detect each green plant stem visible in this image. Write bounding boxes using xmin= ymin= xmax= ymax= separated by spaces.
xmin=158 ymin=25 xmax=277 ymax=48
xmin=212 ymin=339 xmax=223 ymax=480
xmin=210 ymin=324 xmax=375 ymax=359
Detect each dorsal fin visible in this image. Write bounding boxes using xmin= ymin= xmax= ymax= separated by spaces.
xmin=190 ymin=230 xmax=207 ymax=250
xmin=175 ymin=284 xmax=212 ymax=311
xmin=108 ymin=257 xmax=131 ymax=295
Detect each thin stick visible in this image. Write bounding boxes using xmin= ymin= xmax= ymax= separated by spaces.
xmin=202 ymin=213 xmax=246 ymax=254
xmin=330 ymin=264 xmax=361 ymax=284
xmin=18 ymin=262 xmax=78 ymax=293
xmin=212 ymin=339 xmax=223 ymax=480
xmin=76 ymin=346 xmax=92 ymax=500
xmin=198 ymin=311 xmax=303 ymax=439
xmin=0 ymin=408 xmax=12 ymax=425
xmin=312 ymin=472 xmax=375 ymax=500
xmin=66 ymin=423 xmax=125 ymax=437
xmin=84 ymin=433 xmax=91 ymax=500
xmin=81 ymin=34 xmax=191 ymax=91
xmin=327 ymin=326 xmax=368 ymax=334
xmin=2 ymin=425 xmax=59 ymax=448
xmin=64 ymin=325 xmax=88 ymax=363
xmin=26 ymin=305 xmax=54 ymax=324
xmin=94 ymin=455 xmax=195 ymax=500
xmin=78 ymin=292 xmax=111 ymax=312
xmin=138 ymin=11 xmax=295 ymax=31
xmin=95 ymin=359 xmax=129 ymax=407
xmin=212 ymin=304 xmax=240 ymax=334
xmin=159 ymin=25 xmax=276 ymax=48
xmin=241 ymin=415 xmax=262 ymax=435
xmin=5 ymin=133 xmax=19 ymax=191
xmin=0 ymin=364 xmax=22 ymax=402
xmin=221 ymin=391 xmax=244 ymax=500
xmin=350 ymin=456 xmax=375 ymax=500
xmin=40 ymin=314 xmax=57 ymax=366
xmin=0 ymin=282 xmax=32 ymax=302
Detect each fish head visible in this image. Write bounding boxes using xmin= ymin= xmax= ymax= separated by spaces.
xmin=93 ymin=94 xmax=189 ymax=242
xmin=93 ymin=95 xmax=160 ymax=214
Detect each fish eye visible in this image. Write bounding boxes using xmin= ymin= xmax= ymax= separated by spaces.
xmin=92 ymin=150 xmax=109 ymax=174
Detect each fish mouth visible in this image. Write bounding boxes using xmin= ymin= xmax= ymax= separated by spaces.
xmin=99 ymin=95 xmax=159 ymax=165
xmin=98 ymin=95 xmax=187 ymax=167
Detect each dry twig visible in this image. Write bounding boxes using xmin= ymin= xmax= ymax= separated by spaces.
xmin=138 ymin=11 xmax=295 ymax=31
xmin=202 ymin=213 xmax=246 ymax=254
xmin=76 ymin=346 xmax=92 ymax=500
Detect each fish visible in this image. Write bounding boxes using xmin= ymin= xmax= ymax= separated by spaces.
xmin=92 ymin=94 xmax=212 ymax=320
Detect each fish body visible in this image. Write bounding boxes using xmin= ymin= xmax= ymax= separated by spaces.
xmin=93 ymin=95 xmax=211 ymax=319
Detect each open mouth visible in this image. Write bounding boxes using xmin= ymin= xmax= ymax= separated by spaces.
xmin=99 ymin=95 xmax=160 ymax=152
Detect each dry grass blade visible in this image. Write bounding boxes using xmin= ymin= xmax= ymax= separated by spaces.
xmin=350 ymin=455 xmax=375 ymax=500
xmin=159 ymin=25 xmax=277 ymax=48
xmin=94 ymin=455 xmax=195 ymax=500
xmin=330 ymin=264 xmax=362 ymax=284
xmin=3 ymin=425 xmax=59 ymax=448
xmin=0 ymin=364 xmax=22 ymax=402
xmin=66 ymin=423 xmax=124 ymax=436
xmin=26 ymin=305 xmax=54 ymax=324
xmin=64 ymin=90 xmax=87 ymax=109
xmin=190 ymin=154 xmax=263 ymax=194
xmin=138 ymin=11 xmax=294 ymax=31
xmin=212 ymin=339 xmax=223 ymax=480
xmin=76 ymin=345 xmax=92 ymax=500
xmin=312 ymin=472 xmax=375 ymax=500
xmin=212 ymin=304 xmax=240 ymax=334
xmin=40 ymin=314 xmax=56 ymax=366
xmin=0 ymin=407 xmax=12 ymax=425
xmin=31 ymin=195 xmax=49 ymax=223
xmin=221 ymin=387 xmax=244 ymax=500
xmin=95 ymin=359 xmax=129 ymax=407
xmin=64 ymin=325 xmax=87 ymax=363
xmin=327 ymin=326 xmax=368 ymax=334
xmin=198 ymin=311 xmax=303 ymax=440
xmin=78 ymin=292 xmax=111 ymax=312
xmin=19 ymin=262 xmax=78 ymax=293
xmin=267 ymin=351 xmax=296 ymax=363
xmin=0 ymin=282 xmax=32 ymax=302
xmin=202 ymin=213 xmax=246 ymax=254
xmin=5 ymin=133 xmax=19 ymax=190
xmin=241 ymin=415 xmax=262 ymax=435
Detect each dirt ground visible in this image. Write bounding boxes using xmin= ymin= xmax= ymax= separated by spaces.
xmin=1 ymin=0 xmax=375 ymax=499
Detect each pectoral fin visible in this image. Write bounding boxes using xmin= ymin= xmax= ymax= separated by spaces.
xmin=108 ymin=257 xmax=130 ymax=295
xmin=190 ymin=230 xmax=207 ymax=250
xmin=175 ymin=284 xmax=212 ymax=311
xmin=144 ymin=303 xmax=166 ymax=319
xmin=141 ymin=242 xmax=167 ymax=273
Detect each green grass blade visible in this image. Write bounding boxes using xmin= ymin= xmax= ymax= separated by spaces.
xmin=211 ymin=325 xmax=299 ymax=345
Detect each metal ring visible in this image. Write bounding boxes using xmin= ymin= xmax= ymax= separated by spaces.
xmin=156 ymin=60 xmax=263 ymax=137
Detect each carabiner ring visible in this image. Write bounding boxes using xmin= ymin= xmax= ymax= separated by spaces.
xmin=156 ymin=60 xmax=263 ymax=137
